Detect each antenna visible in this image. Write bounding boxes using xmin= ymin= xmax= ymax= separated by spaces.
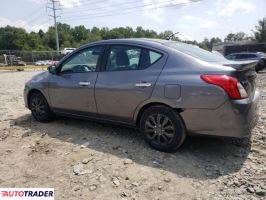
xmin=166 ymin=32 xmax=179 ymax=40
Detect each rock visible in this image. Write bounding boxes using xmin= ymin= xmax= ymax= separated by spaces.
xmin=73 ymin=164 xmax=84 ymax=175
xmin=120 ymin=192 xmax=129 ymax=197
xmin=123 ymin=158 xmax=133 ymax=165
xmin=78 ymin=169 xmax=92 ymax=175
xmin=9 ymin=121 xmax=16 ymax=126
xmin=125 ymin=184 xmax=133 ymax=190
xmin=82 ymin=158 xmax=93 ymax=164
xmin=158 ymin=185 xmax=163 ymax=190
xmin=73 ymin=164 xmax=91 ymax=175
xmin=122 ymin=149 xmax=128 ymax=154
xmin=247 ymin=187 xmax=255 ymax=193
xmin=255 ymin=189 xmax=266 ymax=196
xmin=21 ymin=131 xmax=32 ymax=138
xmin=112 ymin=177 xmax=120 ymax=186
xmin=80 ymin=141 xmax=90 ymax=148
xmin=41 ymin=132 xmax=47 ymax=138
xmin=131 ymin=182 xmax=139 ymax=187
xmin=89 ymin=185 xmax=97 ymax=191
xmin=73 ymin=186 xmax=80 ymax=191
xmin=164 ymin=178 xmax=171 ymax=183
xmin=99 ymin=175 xmax=107 ymax=183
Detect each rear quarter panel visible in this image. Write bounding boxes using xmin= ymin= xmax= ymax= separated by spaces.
xmin=149 ymin=49 xmax=234 ymax=109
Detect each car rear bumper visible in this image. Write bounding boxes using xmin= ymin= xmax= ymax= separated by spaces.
xmin=180 ymin=90 xmax=260 ymax=138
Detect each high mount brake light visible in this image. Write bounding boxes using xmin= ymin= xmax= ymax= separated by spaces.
xmin=200 ymin=75 xmax=248 ymax=100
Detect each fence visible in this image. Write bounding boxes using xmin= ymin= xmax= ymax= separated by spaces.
xmin=224 ymin=43 xmax=266 ymax=56
xmin=0 ymin=50 xmax=66 ymax=66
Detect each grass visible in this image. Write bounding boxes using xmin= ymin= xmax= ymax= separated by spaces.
xmin=0 ymin=65 xmax=48 ymax=71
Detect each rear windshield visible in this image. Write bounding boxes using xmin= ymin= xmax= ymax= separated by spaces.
xmin=165 ymin=42 xmax=227 ymax=62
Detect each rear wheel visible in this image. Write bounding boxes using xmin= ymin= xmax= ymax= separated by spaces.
xmin=29 ymin=92 xmax=54 ymax=122
xmin=140 ymin=106 xmax=186 ymax=152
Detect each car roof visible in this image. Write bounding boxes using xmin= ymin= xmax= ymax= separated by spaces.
xmin=100 ymin=38 xmax=170 ymax=44
xmin=81 ymin=38 xmax=193 ymax=53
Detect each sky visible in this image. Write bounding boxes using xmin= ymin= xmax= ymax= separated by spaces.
xmin=0 ymin=0 xmax=265 ymax=42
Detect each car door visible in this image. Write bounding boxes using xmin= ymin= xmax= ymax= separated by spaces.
xmin=48 ymin=45 xmax=103 ymax=115
xmin=95 ymin=44 xmax=167 ymax=122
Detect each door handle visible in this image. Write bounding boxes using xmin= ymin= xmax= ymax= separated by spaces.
xmin=79 ymin=81 xmax=90 ymax=86
xmin=135 ymin=82 xmax=152 ymax=88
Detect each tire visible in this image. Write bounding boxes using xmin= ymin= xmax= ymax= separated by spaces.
xmin=256 ymin=59 xmax=266 ymax=72
xmin=29 ymin=92 xmax=54 ymax=122
xmin=140 ymin=106 xmax=186 ymax=152
xmin=262 ymin=59 xmax=266 ymax=70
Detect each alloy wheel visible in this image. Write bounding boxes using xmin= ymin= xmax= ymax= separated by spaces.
xmin=144 ymin=113 xmax=175 ymax=146
xmin=31 ymin=97 xmax=45 ymax=117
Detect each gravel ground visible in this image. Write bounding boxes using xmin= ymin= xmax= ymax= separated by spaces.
xmin=0 ymin=70 xmax=265 ymax=200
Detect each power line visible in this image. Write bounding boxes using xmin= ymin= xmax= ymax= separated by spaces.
xmin=13 ymin=3 xmax=46 ymax=26
xmin=62 ymin=0 xmax=201 ymax=21
xmin=62 ymin=0 xmax=143 ymax=16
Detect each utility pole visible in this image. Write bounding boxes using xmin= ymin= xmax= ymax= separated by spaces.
xmin=47 ymin=0 xmax=61 ymax=54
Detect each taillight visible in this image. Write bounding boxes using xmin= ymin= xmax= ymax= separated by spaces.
xmin=200 ymin=75 xmax=248 ymax=100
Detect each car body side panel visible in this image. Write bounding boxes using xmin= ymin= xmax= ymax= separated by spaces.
xmin=95 ymin=52 xmax=168 ymax=122
xmin=134 ymin=49 xmax=234 ymax=121
xmin=48 ymin=72 xmax=98 ymax=113
xmin=180 ymin=90 xmax=260 ymax=137
xmin=24 ymin=71 xmax=50 ymax=108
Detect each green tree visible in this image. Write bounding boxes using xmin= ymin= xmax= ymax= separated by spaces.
xmin=254 ymin=17 xmax=266 ymax=42
xmin=224 ymin=32 xmax=249 ymax=42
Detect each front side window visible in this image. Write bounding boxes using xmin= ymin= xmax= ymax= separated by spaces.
xmin=106 ymin=45 xmax=141 ymax=71
xmin=60 ymin=46 xmax=102 ymax=73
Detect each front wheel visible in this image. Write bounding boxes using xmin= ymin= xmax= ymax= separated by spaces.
xmin=29 ymin=92 xmax=54 ymax=122
xmin=140 ymin=106 xmax=186 ymax=152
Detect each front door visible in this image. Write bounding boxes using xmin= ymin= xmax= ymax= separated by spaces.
xmin=49 ymin=45 xmax=103 ymax=114
xmin=95 ymin=44 xmax=167 ymax=122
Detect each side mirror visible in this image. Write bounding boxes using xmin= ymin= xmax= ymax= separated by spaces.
xmin=48 ymin=65 xmax=57 ymax=74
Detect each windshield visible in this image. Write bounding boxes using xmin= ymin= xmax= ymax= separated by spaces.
xmin=165 ymin=42 xmax=227 ymax=62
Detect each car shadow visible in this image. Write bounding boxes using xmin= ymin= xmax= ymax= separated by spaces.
xmin=13 ymin=114 xmax=251 ymax=180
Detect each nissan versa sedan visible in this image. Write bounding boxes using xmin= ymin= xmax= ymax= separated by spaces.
xmin=24 ymin=39 xmax=260 ymax=151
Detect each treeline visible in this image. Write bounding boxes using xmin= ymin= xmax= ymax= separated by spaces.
xmin=0 ymin=17 xmax=265 ymax=51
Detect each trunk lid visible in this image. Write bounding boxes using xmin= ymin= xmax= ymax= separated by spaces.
xmin=222 ymin=60 xmax=257 ymax=99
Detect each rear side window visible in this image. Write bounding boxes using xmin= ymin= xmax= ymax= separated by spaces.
xmin=105 ymin=45 xmax=162 ymax=71
xmin=140 ymin=49 xmax=162 ymax=69
xmin=150 ymin=51 xmax=162 ymax=63
xmin=235 ymin=54 xmax=257 ymax=59
xmin=245 ymin=54 xmax=257 ymax=59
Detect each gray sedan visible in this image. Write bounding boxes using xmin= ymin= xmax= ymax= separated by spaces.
xmin=24 ymin=39 xmax=259 ymax=151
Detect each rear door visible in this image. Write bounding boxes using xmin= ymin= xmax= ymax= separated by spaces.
xmin=49 ymin=45 xmax=103 ymax=114
xmin=95 ymin=44 xmax=167 ymax=122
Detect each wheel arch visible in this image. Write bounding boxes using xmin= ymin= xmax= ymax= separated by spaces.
xmin=135 ymin=102 xmax=183 ymax=128
xmin=27 ymin=89 xmax=46 ymax=108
